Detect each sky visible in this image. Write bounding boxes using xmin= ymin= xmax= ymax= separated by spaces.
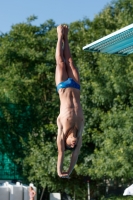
xmin=0 ymin=0 xmax=112 ymax=33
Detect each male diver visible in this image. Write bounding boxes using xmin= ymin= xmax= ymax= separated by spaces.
xmin=55 ymin=25 xmax=84 ymax=178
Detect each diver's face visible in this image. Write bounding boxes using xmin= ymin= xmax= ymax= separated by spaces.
xmin=66 ymin=132 xmax=78 ymax=148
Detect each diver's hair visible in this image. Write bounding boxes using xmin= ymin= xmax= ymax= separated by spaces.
xmin=65 ymin=126 xmax=78 ymax=151
xmin=65 ymin=126 xmax=78 ymax=139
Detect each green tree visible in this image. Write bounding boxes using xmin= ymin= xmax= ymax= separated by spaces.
xmin=0 ymin=18 xmax=58 ymax=180
xmin=75 ymin=0 xmax=133 ymax=182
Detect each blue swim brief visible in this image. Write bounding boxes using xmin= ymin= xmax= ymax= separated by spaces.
xmin=56 ymin=78 xmax=80 ymax=92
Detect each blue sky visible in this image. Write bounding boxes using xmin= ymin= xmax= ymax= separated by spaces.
xmin=0 ymin=0 xmax=112 ymax=33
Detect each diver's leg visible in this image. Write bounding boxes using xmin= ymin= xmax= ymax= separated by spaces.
xmin=63 ymin=25 xmax=80 ymax=84
xmin=55 ymin=25 xmax=68 ymax=86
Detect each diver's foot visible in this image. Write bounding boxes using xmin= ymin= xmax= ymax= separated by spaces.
xmin=63 ymin=25 xmax=68 ymax=40
xmin=57 ymin=25 xmax=64 ymax=39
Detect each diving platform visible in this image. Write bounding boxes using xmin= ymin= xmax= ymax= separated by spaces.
xmin=83 ymin=24 xmax=133 ymax=56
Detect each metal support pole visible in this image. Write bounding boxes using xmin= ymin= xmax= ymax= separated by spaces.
xmin=87 ymin=180 xmax=90 ymax=200
xmin=40 ymin=188 xmax=45 ymax=200
xmin=73 ymin=190 xmax=75 ymax=200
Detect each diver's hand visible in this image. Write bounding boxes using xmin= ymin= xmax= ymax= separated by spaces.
xmin=61 ymin=172 xmax=70 ymax=179
xmin=58 ymin=172 xmax=70 ymax=179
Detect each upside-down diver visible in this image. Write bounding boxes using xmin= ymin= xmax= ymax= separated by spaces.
xmin=55 ymin=25 xmax=84 ymax=178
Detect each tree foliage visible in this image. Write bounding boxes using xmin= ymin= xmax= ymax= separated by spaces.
xmin=76 ymin=0 xmax=133 ymax=182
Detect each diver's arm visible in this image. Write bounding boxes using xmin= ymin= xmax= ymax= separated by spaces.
xmin=68 ymin=135 xmax=82 ymax=176
xmin=57 ymin=118 xmax=70 ymax=178
xmin=57 ymin=129 xmax=64 ymax=177
xmin=57 ymin=116 xmax=67 ymax=177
